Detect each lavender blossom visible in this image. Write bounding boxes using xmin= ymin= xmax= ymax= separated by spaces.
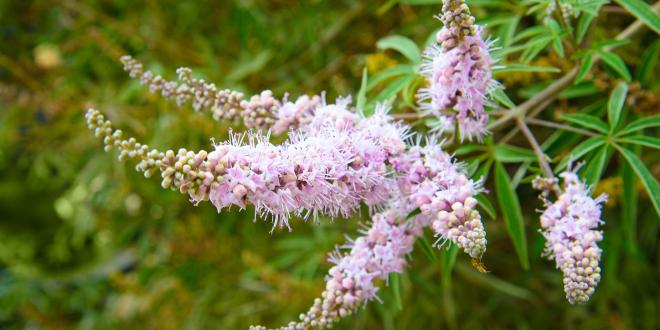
xmin=251 ymin=209 xmax=424 ymax=330
xmin=85 ymin=100 xmax=411 ymax=230
xmin=391 ymin=139 xmax=487 ymax=259
xmin=539 ymin=170 xmax=607 ymax=304
xmin=418 ymin=0 xmax=498 ymax=141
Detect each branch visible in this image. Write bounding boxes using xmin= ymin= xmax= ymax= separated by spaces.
xmin=525 ymin=118 xmax=599 ymax=137
xmin=516 ymin=117 xmax=555 ymax=180
xmin=488 ymin=2 xmax=660 ymax=131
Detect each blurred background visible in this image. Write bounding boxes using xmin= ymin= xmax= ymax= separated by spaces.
xmin=0 ymin=0 xmax=658 ymax=329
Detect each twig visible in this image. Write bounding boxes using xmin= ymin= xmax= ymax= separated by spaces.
xmin=525 ymin=118 xmax=599 ymax=137
xmin=487 ymin=2 xmax=660 ymax=131
xmin=516 ymin=117 xmax=554 ymax=180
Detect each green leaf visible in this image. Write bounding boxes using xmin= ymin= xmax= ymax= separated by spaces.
xmin=493 ymin=144 xmax=537 ymax=163
xmin=637 ymin=40 xmax=660 ymax=85
xmin=613 ymin=0 xmax=660 ymax=35
xmin=367 ymin=65 xmax=415 ymax=90
xmin=575 ymin=51 xmax=595 ymax=84
xmin=416 ymin=236 xmax=437 ymax=262
xmin=475 ymin=194 xmax=496 ymax=220
xmin=616 ymin=135 xmax=660 ymax=149
xmin=558 ymin=82 xmax=600 ymax=98
xmin=389 ymin=273 xmax=402 ymax=310
xmin=493 ymin=64 xmax=560 ymax=74
xmin=377 ymin=35 xmax=421 ymax=64
xmin=582 ymin=145 xmax=612 ymax=185
xmin=576 ymin=13 xmax=596 ymax=43
xmin=557 ymin=136 xmax=607 ymax=170
xmin=494 ymin=162 xmax=529 ymax=270
xmin=620 ymin=157 xmax=639 ymax=253
xmin=561 ymin=113 xmax=609 ymax=133
xmin=440 ymin=245 xmax=459 ymax=288
xmin=356 ymin=68 xmax=368 ymax=112
xmin=618 ymin=114 xmax=660 ymax=136
xmin=375 ymin=75 xmax=415 ymax=102
xmin=454 ymin=263 xmax=535 ymax=301
xmin=491 ymin=88 xmax=516 ymax=108
xmin=614 ymin=144 xmax=660 ymax=217
xmin=597 ymin=50 xmax=632 ymax=82
xmin=608 ymin=82 xmax=628 ymax=130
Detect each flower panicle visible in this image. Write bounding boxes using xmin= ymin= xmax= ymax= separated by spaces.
xmin=251 ymin=210 xmax=423 ymax=330
xmin=86 ymin=98 xmax=412 ymax=230
xmin=121 ymin=55 xmax=327 ymax=132
xmin=391 ymin=139 xmax=487 ymax=259
xmin=418 ymin=1 xmax=499 ymax=142
xmin=538 ymin=170 xmax=607 ymax=304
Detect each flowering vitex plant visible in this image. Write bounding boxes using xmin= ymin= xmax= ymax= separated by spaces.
xmin=85 ymin=0 xmax=660 ymax=328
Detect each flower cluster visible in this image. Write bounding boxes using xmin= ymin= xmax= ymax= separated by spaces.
xmin=391 ymin=140 xmax=486 ymax=259
xmin=121 ymin=55 xmax=329 ymax=133
xmin=419 ymin=0 xmax=497 ymax=141
xmin=86 ymin=99 xmax=412 ymax=230
xmin=538 ymin=170 xmax=607 ymax=304
xmin=250 ymin=210 xmax=423 ymax=330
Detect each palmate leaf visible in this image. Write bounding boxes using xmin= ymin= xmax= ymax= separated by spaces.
xmin=614 ymin=144 xmax=660 ymax=217
xmin=494 ymin=162 xmax=529 ymax=270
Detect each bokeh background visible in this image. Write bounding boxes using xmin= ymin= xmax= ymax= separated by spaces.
xmin=1 ymin=0 xmax=659 ymax=329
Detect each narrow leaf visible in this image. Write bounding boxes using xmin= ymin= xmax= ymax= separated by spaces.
xmin=389 ymin=273 xmax=403 ymax=310
xmin=616 ymin=135 xmax=660 ymax=149
xmin=416 ymin=236 xmax=438 ymax=262
xmin=608 ymin=82 xmax=628 ymax=130
xmin=492 ymin=88 xmax=516 ymax=108
xmin=557 ymin=136 xmax=607 ymax=170
xmin=493 ymin=144 xmax=538 ymax=163
xmin=620 ymin=158 xmax=639 ymax=253
xmin=575 ymin=51 xmax=595 ymax=84
xmin=561 ymin=113 xmax=609 ymax=133
xmin=440 ymin=245 xmax=459 ymax=288
xmin=614 ymin=145 xmax=660 ymax=217
xmin=494 ymin=162 xmax=529 ymax=270
xmin=356 ymin=68 xmax=368 ymax=111
xmin=597 ymin=50 xmax=632 ymax=82
xmin=618 ymin=114 xmax=660 ymax=136
xmin=493 ymin=64 xmax=560 ymax=74
xmin=637 ymin=40 xmax=660 ymax=85
xmin=377 ymin=35 xmax=422 ymax=64
xmin=582 ymin=145 xmax=612 ymax=185
xmin=475 ymin=194 xmax=496 ymax=220
xmin=613 ymin=0 xmax=660 ymax=35
xmin=576 ymin=14 xmax=596 ymax=43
